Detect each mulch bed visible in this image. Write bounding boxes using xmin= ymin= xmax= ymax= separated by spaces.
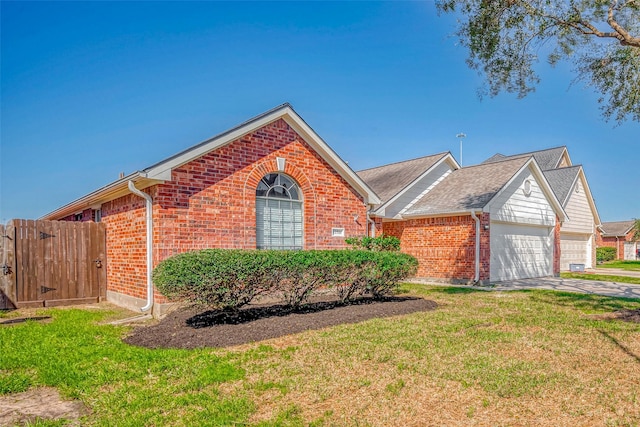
xmin=124 ymin=296 xmax=437 ymax=349
xmin=612 ymin=308 xmax=640 ymax=323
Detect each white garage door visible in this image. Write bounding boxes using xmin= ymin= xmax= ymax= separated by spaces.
xmin=490 ymin=223 xmax=554 ymax=281
xmin=560 ymin=233 xmax=591 ymax=270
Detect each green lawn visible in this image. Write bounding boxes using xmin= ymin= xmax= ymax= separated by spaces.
xmin=1 ymin=285 xmax=640 ymax=426
xmin=598 ymin=260 xmax=640 ymax=271
xmin=561 ymin=272 xmax=640 ymax=285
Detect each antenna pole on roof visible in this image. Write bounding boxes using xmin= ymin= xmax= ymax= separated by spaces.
xmin=456 ymin=133 xmax=466 ymax=166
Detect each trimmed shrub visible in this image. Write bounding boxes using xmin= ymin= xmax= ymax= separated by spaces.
xmin=153 ymin=249 xmax=418 ymax=310
xmin=152 ymin=249 xmax=280 ymax=310
xmin=345 ymin=235 xmax=401 ymax=252
xmin=596 ymin=246 xmax=616 ymax=263
xmin=364 ymin=251 xmax=419 ymax=298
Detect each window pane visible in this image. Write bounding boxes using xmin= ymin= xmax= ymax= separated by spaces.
xmin=256 ymin=173 xmax=303 ymax=250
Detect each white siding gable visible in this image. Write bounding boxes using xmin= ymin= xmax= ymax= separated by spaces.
xmin=487 ymin=167 xmax=556 ymax=227
xmin=382 ymin=161 xmax=454 ymax=218
xmin=561 ymin=175 xmax=595 ymax=234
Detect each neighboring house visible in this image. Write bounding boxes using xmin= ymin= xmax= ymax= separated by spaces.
xmin=43 ymin=104 xmax=380 ymax=314
xmin=482 ymin=147 xmax=601 ymax=270
xmin=597 ymin=220 xmax=640 ymax=260
xmin=359 ymin=155 xmax=567 ymax=282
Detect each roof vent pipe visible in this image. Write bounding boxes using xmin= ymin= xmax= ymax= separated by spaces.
xmin=127 ymin=181 xmax=154 ymax=312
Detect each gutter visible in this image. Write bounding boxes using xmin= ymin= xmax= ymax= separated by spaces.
xmin=127 ymin=181 xmax=154 ymax=313
xmin=470 ymin=210 xmax=481 ymax=283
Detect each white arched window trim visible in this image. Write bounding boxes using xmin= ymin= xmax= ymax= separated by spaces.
xmin=256 ymin=173 xmax=303 ymax=250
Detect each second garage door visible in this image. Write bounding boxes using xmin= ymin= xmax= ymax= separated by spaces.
xmin=490 ymin=223 xmax=554 ymax=281
xmin=560 ymin=233 xmax=592 ymax=270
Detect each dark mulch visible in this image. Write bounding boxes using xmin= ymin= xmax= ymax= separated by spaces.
xmin=124 ymin=295 xmax=437 ymax=349
xmin=612 ymin=308 xmax=640 ymax=323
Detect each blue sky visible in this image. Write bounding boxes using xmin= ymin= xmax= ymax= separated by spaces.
xmin=1 ymin=1 xmax=638 ymax=223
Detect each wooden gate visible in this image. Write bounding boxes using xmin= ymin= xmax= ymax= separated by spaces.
xmin=0 ymin=219 xmax=107 ymax=309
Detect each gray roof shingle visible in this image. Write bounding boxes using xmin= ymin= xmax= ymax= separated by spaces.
xmin=600 ymin=220 xmax=636 ymax=237
xmin=482 ymin=146 xmax=566 ymax=171
xmin=543 ymin=166 xmax=581 ymax=206
xmin=356 ymin=153 xmax=449 ymax=205
xmin=403 ymin=156 xmax=530 ymax=216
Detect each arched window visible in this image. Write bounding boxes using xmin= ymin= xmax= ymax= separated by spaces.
xmin=256 ymin=173 xmax=303 ymax=249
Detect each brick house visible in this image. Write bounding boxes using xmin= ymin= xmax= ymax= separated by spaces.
xmin=482 ymin=147 xmax=601 ymax=271
xmin=43 ymin=104 xmax=380 ymax=315
xmin=597 ymin=220 xmax=640 ymax=260
xmin=358 ymin=154 xmax=567 ymax=282
xmin=44 ymin=104 xmax=574 ymax=314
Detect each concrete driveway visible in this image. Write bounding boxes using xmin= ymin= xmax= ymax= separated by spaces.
xmin=491 ymin=277 xmax=640 ymax=299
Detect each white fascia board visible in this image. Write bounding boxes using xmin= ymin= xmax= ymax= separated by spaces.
xmin=143 ymin=105 xmax=380 ymax=205
xmin=40 ymin=172 xmax=164 ymax=220
xmin=398 ymin=209 xmax=483 ymax=220
xmin=281 ymin=111 xmax=381 ymax=205
xmin=371 ymin=153 xmax=456 ymax=216
xmin=562 ymin=169 xmax=581 ymax=207
xmin=577 ymin=167 xmax=602 ymax=226
xmin=559 ymin=147 xmax=572 ymax=168
xmin=484 ymin=157 xmax=568 ymax=222
xmin=144 ymin=107 xmax=290 ymax=181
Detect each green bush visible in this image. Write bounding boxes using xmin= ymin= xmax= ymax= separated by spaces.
xmin=345 ymin=235 xmax=401 ymax=251
xmin=596 ymin=246 xmax=616 ymax=263
xmin=153 ymin=249 xmax=418 ymax=310
xmin=152 ymin=249 xmax=280 ymax=310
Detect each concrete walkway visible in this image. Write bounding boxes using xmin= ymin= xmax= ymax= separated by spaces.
xmin=491 ymin=277 xmax=640 ymax=299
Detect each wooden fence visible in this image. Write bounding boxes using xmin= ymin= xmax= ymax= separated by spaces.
xmin=0 ymin=219 xmax=107 ymax=309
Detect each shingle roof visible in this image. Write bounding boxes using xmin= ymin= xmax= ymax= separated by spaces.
xmin=543 ymin=166 xmax=581 ymax=206
xmin=482 ymin=146 xmax=566 ymax=171
xmin=356 ymin=153 xmax=449 ymax=205
xmin=600 ymin=220 xmax=636 ymax=237
xmin=403 ymin=156 xmax=530 ymax=216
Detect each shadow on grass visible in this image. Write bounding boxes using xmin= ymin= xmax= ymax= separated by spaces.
xmin=525 ymin=290 xmax=640 ymax=314
xmin=186 ymin=296 xmax=422 ymax=329
xmin=599 ymin=330 xmax=640 ymax=363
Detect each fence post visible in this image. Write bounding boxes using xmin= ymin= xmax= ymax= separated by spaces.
xmin=0 ymin=220 xmax=18 ymax=309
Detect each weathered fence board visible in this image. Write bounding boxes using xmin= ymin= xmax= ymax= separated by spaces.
xmin=0 ymin=222 xmax=17 ymax=309
xmin=0 ymin=219 xmax=106 ymax=309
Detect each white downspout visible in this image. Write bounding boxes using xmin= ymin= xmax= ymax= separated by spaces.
xmin=366 ymin=211 xmax=376 ymax=237
xmin=128 ymin=181 xmax=154 ymax=312
xmin=470 ymin=210 xmax=481 ymax=283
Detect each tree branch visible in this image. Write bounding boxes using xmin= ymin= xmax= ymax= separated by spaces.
xmin=607 ymin=0 xmax=640 ymax=47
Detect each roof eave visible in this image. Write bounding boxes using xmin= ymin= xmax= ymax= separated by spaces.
xmin=371 ymin=153 xmax=456 ymax=215
xmin=40 ymin=172 xmax=164 ymax=220
xmin=398 ymin=208 xmax=484 ymax=220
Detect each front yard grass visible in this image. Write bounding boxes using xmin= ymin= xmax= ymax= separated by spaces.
xmin=1 ymin=285 xmax=640 ymax=426
xmin=598 ymin=260 xmax=640 ymax=271
xmin=561 ymin=271 xmax=640 ymax=285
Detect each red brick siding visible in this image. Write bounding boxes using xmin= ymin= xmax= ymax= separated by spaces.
xmin=101 ymin=118 xmax=368 ymax=303
xmin=101 ymin=193 xmax=150 ymax=301
xmin=383 ymin=213 xmax=490 ymax=281
xmin=596 ymin=228 xmax=638 ymax=260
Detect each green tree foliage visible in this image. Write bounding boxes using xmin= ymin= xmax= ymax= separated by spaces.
xmin=632 ymin=218 xmax=640 ymax=240
xmin=436 ymin=0 xmax=640 ymax=123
